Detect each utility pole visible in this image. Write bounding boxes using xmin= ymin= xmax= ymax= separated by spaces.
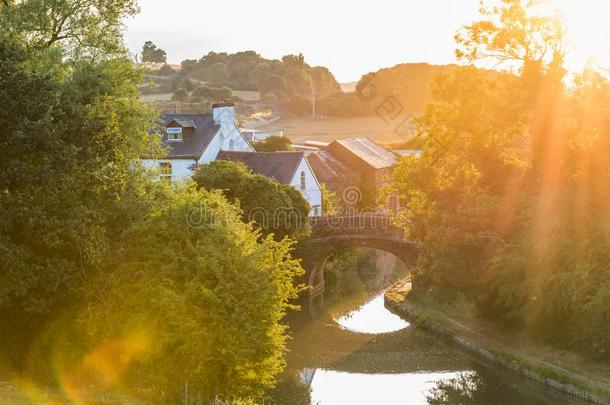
xmin=312 ymin=84 xmax=316 ymax=119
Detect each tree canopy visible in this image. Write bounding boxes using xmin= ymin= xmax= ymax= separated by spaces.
xmin=254 ymin=135 xmax=293 ymax=152
xmin=0 ymin=0 xmax=139 ymax=59
xmin=0 ymin=34 xmax=160 ymax=314
xmin=193 ymin=161 xmax=310 ymax=241
xmin=388 ymin=0 xmax=610 ymax=360
xmin=141 ymin=40 xmax=167 ymax=63
xmin=0 ymin=4 xmax=306 ymax=401
xmin=81 ymin=186 xmax=303 ymax=401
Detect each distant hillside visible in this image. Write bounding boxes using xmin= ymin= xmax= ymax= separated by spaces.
xmin=284 ymin=63 xmax=459 ymax=118
xmin=140 ymin=58 xmax=483 ymax=119
xmin=140 ymin=51 xmax=341 ymax=107
xmin=356 ymin=63 xmax=457 ymax=114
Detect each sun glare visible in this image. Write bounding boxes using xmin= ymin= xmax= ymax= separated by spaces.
xmin=551 ymin=0 xmax=610 ymax=72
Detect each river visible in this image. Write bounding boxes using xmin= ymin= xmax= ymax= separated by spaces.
xmin=269 ymin=248 xmax=580 ymax=404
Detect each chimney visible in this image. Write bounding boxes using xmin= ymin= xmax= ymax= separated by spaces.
xmin=212 ymin=100 xmax=236 ymax=127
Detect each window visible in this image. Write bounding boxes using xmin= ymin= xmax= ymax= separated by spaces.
xmin=313 ymin=205 xmax=321 ymax=217
xmin=229 ymin=139 xmax=235 ymax=150
xmin=167 ymin=132 xmax=183 ymax=142
xmin=300 ymin=171 xmax=306 ymax=190
xmin=166 ymin=127 xmax=183 ymax=142
xmin=159 ymin=161 xmax=172 ymax=182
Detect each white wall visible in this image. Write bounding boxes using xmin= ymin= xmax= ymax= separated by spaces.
xmin=142 ymin=107 xmax=254 ymax=182
xmin=291 ymin=157 xmax=323 ymax=217
xmin=141 ymin=158 xmax=197 ymax=181
xmin=199 ymin=123 xmax=253 ymax=164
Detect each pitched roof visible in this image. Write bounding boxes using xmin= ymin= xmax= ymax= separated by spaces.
xmin=334 ymin=138 xmax=398 ymax=169
xmin=216 ymin=151 xmax=304 ymax=184
xmin=160 ymin=114 xmax=219 ymax=159
xmin=170 ymin=119 xmax=197 ymax=128
xmin=307 ymin=150 xmax=359 ymax=193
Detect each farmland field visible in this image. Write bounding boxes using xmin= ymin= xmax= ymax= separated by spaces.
xmin=233 ymin=90 xmax=260 ymax=101
xmin=140 ymin=92 xmax=173 ymax=101
xmin=140 ymin=90 xmax=260 ymax=102
xmin=259 ymin=116 xmax=411 ymax=145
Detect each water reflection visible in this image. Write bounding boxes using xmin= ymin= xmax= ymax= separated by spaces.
xmin=269 ymin=248 xmax=576 ymax=405
xmin=310 ymin=370 xmax=471 ymax=405
xmin=335 ymin=292 xmax=409 ymax=334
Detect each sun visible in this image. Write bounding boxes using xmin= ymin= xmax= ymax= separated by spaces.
xmin=549 ymin=0 xmax=610 ymax=72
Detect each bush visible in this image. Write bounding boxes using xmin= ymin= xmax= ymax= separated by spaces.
xmin=253 ymin=135 xmax=292 ymax=152
xmin=190 ymin=85 xmax=233 ymax=103
xmin=171 ymin=87 xmax=189 ymax=102
xmin=157 ymin=64 xmax=176 ymax=76
xmin=80 ymin=186 xmax=304 ymax=401
xmin=193 ymin=160 xmax=310 ymax=241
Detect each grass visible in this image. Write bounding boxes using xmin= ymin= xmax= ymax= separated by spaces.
xmin=385 ymin=281 xmax=610 ymax=402
xmin=491 ymin=350 xmax=610 ymax=400
xmin=139 ymin=92 xmax=173 ymax=101
xmin=258 ymin=116 xmax=411 ymax=145
xmin=233 ymin=90 xmax=260 ymax=101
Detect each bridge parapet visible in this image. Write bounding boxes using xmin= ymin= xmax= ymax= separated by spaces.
xmin=310 ymin=214 xmax=403 ymax=239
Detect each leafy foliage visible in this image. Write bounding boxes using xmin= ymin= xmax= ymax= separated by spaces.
xmin=254 ymin=135 xmax=293 ymax=152
xmin=321 ymin=184 xmax=339 ymax=215
xmin=0 ymin=35 xmax=160 ymax=314
xmin=193 ymin=161 xmax=311 ymax=241
xmin=82 ymin=186 xmax=303 ymax=401
xmin=0 ymin=0 xmax=138 ymax=59
xmin=189 ymin=85 xmax=234 ymax=103
xmin=141 ymin=40 xmax=166 ymax=63
xmin=390 ymin=1 xmax=610 ymax=360
xmin=0 ymin=5 xmax=308 ymax=402
xmin=171 ymin=87 xmax=189 ymax=102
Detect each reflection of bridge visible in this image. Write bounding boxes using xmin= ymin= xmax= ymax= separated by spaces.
xmin=299 ymin=214 xmax=420 ymax=295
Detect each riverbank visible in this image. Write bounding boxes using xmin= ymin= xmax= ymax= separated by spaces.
xmin=384 ymin=279 xmax=610 ymax=405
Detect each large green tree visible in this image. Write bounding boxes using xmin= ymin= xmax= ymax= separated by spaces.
xmin=0 ymin=0 xmax=138 ymax=58
xmin=193 ymin=161 xmax=310 ymax=241
xmin=0 ymin=3 xmax=307 ymax=402
xmin=389 ymin=0 xmax=610 ymax=360
xmin=141 ymin=40 xmax=167 ymax=63
xmin=80 ymin=186 xmax=303 ymax=401
xmin=0 ymin=35 xmax=159 ymax=316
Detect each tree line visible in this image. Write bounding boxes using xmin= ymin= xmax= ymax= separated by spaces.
xmin=0 ymin=1 xmax=307 ymax=402
xmin=389 ymin=0 xmax=610 ymax=361
xmin=141 ymin=41 xmax=460 ymax=118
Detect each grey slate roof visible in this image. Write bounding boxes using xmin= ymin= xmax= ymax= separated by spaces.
xmin=161 ymin=114 xmax=219 ymax=159
xmin=216 ymin=151 xmax=304 ymax=184
xmin=334 ymin=138 xmax=398 ymax=169
xmin=170 ymin=119 xmax=197 ymax=128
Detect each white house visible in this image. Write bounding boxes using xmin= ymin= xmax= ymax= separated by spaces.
xmin=216 ymin=151 xmax=323 ymax=217
xmin=142 ymin=102 xmax=254 ymax=181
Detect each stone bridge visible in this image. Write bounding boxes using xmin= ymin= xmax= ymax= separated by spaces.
xmin=297 ymin=214 xmax=420 ymax=295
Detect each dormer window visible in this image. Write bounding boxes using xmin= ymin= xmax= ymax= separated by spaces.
xmin=166 ymin=127 xmax=183 ymax=142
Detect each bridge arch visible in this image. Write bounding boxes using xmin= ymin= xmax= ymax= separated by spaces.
xmin=298 ymin=215 xmax=419 ymax=295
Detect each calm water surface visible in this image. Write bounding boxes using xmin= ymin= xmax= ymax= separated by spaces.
xmin=273 ymin=250 xmax=579 ymax=405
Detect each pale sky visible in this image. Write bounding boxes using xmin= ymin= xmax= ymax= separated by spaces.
xmin=124 ymin=0 xmax=481 ymax=82
xmin=124 ymin=0 xmax=610 ymax=83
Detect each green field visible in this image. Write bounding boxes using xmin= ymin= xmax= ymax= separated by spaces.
xmin=140 ymin=90 xmax=260 ymax=102
xmin=259 ymin=116 xmax=410 ymax=145
xmin=140 ymin=92 xmax=173 ymax=101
